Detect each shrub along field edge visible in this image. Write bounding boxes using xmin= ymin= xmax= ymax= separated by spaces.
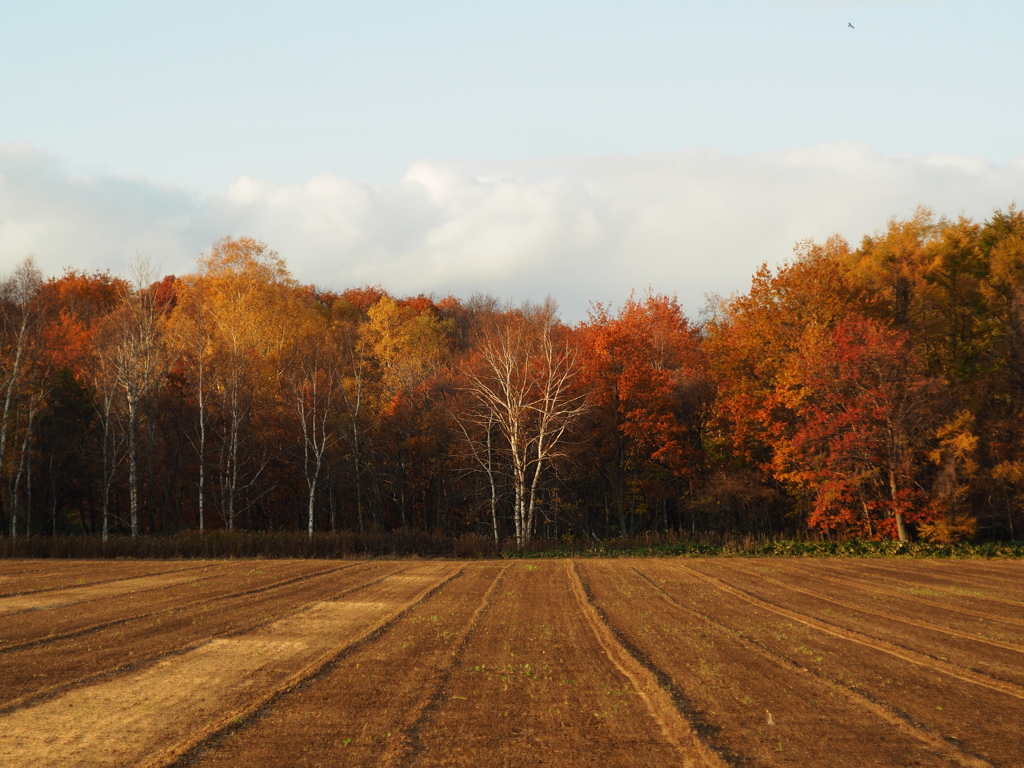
xmin=2 ymin=529 xmax=1023 ymax=560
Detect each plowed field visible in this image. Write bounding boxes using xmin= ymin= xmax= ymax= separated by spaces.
xmin=0 ymin=559 xmax=1021 ymax=767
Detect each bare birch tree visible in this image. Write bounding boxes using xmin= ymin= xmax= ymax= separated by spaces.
xmin=173 ymin=278 xmax=214 ymax=531
xmin=287 ymin=316 xmax=341 ymax=538
xmin=450 ymin=404 xmax=503 ymax=545
xmin=337 ymin=323 xmax=370 ymax=532
xmin=459 ymin=300 xmax=588 ymax=548
xmin=87 ymin=343 xmax=125 ymax=541
xmin=1 ymin=257 xmax=43 ymax=540
xmin=93 ymin=255 xmax=176 ymax=537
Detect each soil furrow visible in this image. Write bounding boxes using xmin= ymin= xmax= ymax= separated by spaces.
xmin=647 ymin=560 xmax=1024 ymax=765
xmin=0 ymin=561 xmax=216 ymax=602
xmin=0 ymin=561 xmax=214 ymax=598
xmin=0 ymin=560 xmax=102 ymax=583
xmin=887 ymin=560 xmax=1024 ymax=588
xmin=590 ymin=560 xmax=973 ymax=767
xmin=0 ymin=561 xmax=357 ymax=653
xmin=0 ymin=562 xmax=395 ymax=713
xmin=630 ymin=566 xmax=993 ymax=768
xmin=0 ymin=567 xmax=227 ymax=616
xmin=798 ymin=561 xmax=1024 ymax=609
xmin=178 ymin=563 xmax=505 ymax=767
xmin=148 ymin=564 xmax=464 ymax=768
xmin=0 ymin=564 xmax=458 ymax=768
xmin=401 ymin=561 xmax=682 ymax=766
xmin=382 ymin=564 xmax=510 ymax=767
xmin=744 ymin=567 xmax=1024 ymax=653
xmin=698 ymin=562 xmax=1024 ymax=686
xmin=568 ymin=561 xmax=728 ymax=768
xmin=0 ymin=561 xmax=91 ymax=575
xmin=777 ymin=562 xmax=1024 ymax=629
xmin=825 ymin=560 xmax=1024 ymax=593
xmin=4 ymin=558 xmax=1021 ymax=766
xmin=680 ymin=564 xmax=1024 ymax=701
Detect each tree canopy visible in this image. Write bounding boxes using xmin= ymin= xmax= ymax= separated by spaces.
xmin=4 ymin=208 xmax=1024 ymax=545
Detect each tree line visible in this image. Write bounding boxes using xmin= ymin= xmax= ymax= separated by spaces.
xmin=2 ymin=205 xmax=1023 ymax=545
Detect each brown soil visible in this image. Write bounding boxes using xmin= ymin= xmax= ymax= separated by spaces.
xmin=583 ymin=560 xmax=972 ymax=767
xmin=0 ymin=560 xmax=211 ymax=598
xmin=0 ymin=568 xmax=227 ymax=615
xmin=0 ymin=561 xmax=387 ymax=710
xmin=183 ymin=562 xmax=511 ymax=767
xmin=668 ymin=560 xmax=1024 ymax=765
xmin=782 ymin=560 xmax=1024 ymax=627
xmin=831 ymin=557 xmax=1024 ymax=593
xmin=880 ymin=559 xmax=1024 ymax=587
xmin=0 ymin=560 xmax=94 ymax=576
xmin=400 ymin=561 xmax=685 ymax=767
xmin=0 ymin=563 xmax=456 ymax=768
xmin=774 ymin=562 xmax=1024 ymax=655
xmin=0 ymin=558 xmax=1021 ymax=768
xmin=0 ymin=561 xmax=339 ymax=649
xmin=692 ymin=561 xmax=1024 ymax=687
xmin=753 ymin=560 xmax=1024 ymax=643
xmin=798 ymin=560 xmax=1024 ymax=607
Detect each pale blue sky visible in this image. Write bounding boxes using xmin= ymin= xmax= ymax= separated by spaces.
xmin=1 ymin=1 xmax=1022 ymax=317
xmin=4 ymin=0 xmax=1020 ymax=189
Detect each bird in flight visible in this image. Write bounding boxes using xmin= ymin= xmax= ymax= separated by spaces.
xmin=848 ymin=22 xmax=855 ymax=29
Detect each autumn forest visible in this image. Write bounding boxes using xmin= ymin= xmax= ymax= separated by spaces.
xmin=3 ymin=205 xmax=1024 ymax=548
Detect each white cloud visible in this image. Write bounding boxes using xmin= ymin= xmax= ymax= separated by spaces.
xmin=0 ymin=142 xmax=217 ymax=281
xmin=1 ymin=141 xmax=1021 ymax=321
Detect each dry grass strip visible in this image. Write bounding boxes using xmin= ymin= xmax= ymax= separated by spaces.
xmin=150 ymin=565 xmax=463 ymax=768
xmin=0 ymin=562 xmax=360 ymax=655
xmin=0 ymin=564 xmax=401 ymax=717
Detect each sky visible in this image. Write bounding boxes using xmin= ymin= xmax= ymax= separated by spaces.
xmin=1 ymin=0 xmax=1022 ymax=320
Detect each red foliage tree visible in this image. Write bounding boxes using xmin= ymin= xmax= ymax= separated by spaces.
xmin=773 ymin=317 xmax=945 ymax=540
xmin=580 ymin=293 xmax=713 ymax=533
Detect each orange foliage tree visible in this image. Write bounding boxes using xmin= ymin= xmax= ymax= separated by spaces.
xmin=579 ymin=293 xmax=712 ymax=534
xmin=771 ymin=317 xmax=945 ymax=540
xmin=12 ymin=203 xmax=1024 ymax=543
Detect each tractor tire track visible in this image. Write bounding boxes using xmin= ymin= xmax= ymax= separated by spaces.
xmin=776 ymin=562 xmax=1024 ymax=630
xmin=0 ymin=561 xmax=215 ymax=600
xmin=799 ymin=562 xmax=1024 ymax=610
xmin=0 ymin=569 xmax=233 ymax=617
xmin=680 ymin=564 xmax=1024 ymax=702
xmin=826 ymin=560 xmax=1024 ymax=593
xmin=0 ymin=561 xmax=87 ymax=573
xmin=0 ymin=560 xmax=97 ymax=581
xmin=631 ymin=567 xmax=994 ymax=768
xmin=382 ymin=564 xmax=510 ymax=768
xmin=568 ymin=560 xmax=730 ymax=768
xmin=723 ymin=561 xmax=1024 ymax=656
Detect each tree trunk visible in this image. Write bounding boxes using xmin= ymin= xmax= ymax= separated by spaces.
xmin=128 ymin=398 xmax=139 ymax=537
xmin=895 ymin=511 xmax=909 ymax=542
xmin=101 ymin=406 xmax=113 ymax=543
xmin=307 ymin=475 xmax=317 ymax=538
xmin=889 ymin=469 xmax=909 ymax=542
xmin=486 ymin=421 xmax=499 ymax=547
